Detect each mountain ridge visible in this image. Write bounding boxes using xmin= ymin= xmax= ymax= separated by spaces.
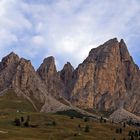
xmin=0 ymin=38 xmax=140 ymax=114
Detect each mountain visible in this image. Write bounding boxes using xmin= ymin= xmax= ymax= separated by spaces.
xmin=0 ymin=38 xmax=140 ymax=114
xmin=0 ymin=52 xmax=70 ymax=113
xmin=37 ymin=58 xmax=74 ymax=100
xmin=70 ymin=38 xmax=140 ymax=114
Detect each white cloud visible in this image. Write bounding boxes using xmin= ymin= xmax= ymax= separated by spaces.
xmin=0 ymin=0 xmax=140 ymax=69
xmin=31 ymin=35 xmax=46 ymax=47
xmin=0 ymin=29 xmax=18 ymax=46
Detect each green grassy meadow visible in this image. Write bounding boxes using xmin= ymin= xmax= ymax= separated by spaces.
xmin=0 ymin=90 xmax=139 ymax=140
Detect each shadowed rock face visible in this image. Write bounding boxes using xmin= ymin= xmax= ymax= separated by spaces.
xmin=37 ymin=57 xmax=74 ymax=99
xmin=0 ymin=38 xmax=140 ymax=113
xmin=37 ymin=56 xmax=65 ymax=99
xmin=37 ymin=56 xmax=57 ymax=81
xmin=60 ymin=62 xmax=74 ymax=99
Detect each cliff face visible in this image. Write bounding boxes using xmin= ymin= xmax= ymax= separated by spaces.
xmin=0 ymin=53 xmax=69 ymax=112
xmin=0 ymin=38 xmax=140 ymax=113
xmin=60 ymin=62 xmax=74 ymax=99
xmin=37 ymin=56 xmax=75 ymax=100
xmin=37 ymin=56 xmax=65 ymax=99
xmin=0 ymin=52 xmax=20 ymax=91
xmin=70 ymin=38 xmax=140 ymax=113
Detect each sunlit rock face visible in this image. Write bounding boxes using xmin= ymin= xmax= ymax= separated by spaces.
xmin=70 ymin=38 xmax=140 ymax=113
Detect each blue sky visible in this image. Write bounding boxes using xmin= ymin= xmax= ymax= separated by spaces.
xmin=0 ymin=0 xmax=140 ymax=70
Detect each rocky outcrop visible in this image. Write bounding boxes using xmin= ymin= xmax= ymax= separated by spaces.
xmin=70 ymin=38 xmax=140 ymax=113
xmin=60 ymin=62 xmax=74 ymax=99
xmin=110 ymin=108 xmax=140 ymax=123
xmin=37 ymin=56 xmax=75 ymax=100
xmin=37 ymin=57 xmax=65 ymax=98
xmin=0 ymin=52 xmax=20 ymax=91
xmin=0 ymin=53 xmax=69 ymax=112
xmin=37 ymin=56 xmax=57 ymax=81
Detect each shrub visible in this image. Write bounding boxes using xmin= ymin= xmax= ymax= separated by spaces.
xmin=74 ymin=133 xmax=77 ymax=136
xmin=84 ymin=117 xmax=89 ymax=122
xmin=119 ymin=128 xmax=122 ymax=134
xmin=78 ymin=124 xmax=81 ymax=128
xmin=27 ymin=115 xmax=30 ymax=122
xmin=24 ymin=121 xmax=29 ymax=127
xmin=21 ymin=116 xmax=24 ymax=123
xmin=84 ymin=125 xmax=90 ymax=132
xmin=104 ymin=119 xmax=107 ymax=123
xmin=123 ymin=122 xmax=126 ymax=128
xmin=14 ymin=118 xmax=21 ymax=126
xmin=24 ymin=115 xmax=30 ymax=127
xmin=115 ymin=128 xmax=119 ymax=134
xmin=52 ymin=121 xmax=56 ymax=126
xmin=70 ymin=116 xmax=74 ymax=119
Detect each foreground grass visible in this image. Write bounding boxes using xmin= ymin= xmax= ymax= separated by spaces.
xmin=0 ymin=90 xmax=139 ymax=140
xmin=0 ymin=111 xmax=139 ymax=140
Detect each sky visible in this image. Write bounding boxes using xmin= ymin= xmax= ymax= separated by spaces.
xmin=0 ymin=0 xmax=140 ymax=70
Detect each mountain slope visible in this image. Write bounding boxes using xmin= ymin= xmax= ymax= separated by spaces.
xmin=0 ymin=52 xmax=70 ymax=113
xmin=0 ymin=89 xmax=35 ymax=112
xmin=110 ymin=108 xmax=140 ymax=123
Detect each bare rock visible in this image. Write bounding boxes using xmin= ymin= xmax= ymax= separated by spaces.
xmin=37 ymin=56 xmax=57 ymax=80
xmin=0 ymin=52 xmax=20 ymax=91
xmin=0 ymin=53 xmax=69 ymax=112
xmin=70 ymin=38 xmax=140 ymax=113
xmin=110 ymin=108 xmax=140 ymax=123
xmin=60 ymin=62 xmax=74 ymax=99
xmin=37 ymin=56 xmax=65 ymax=98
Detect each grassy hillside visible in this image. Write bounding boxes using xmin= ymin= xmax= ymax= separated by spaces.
xmin=0 ymin=90 xmax=139 ymax=140
xmin=0 ymin=111 xmax=139 ymax=140
xmin=0 ymin=90 xmax=35 ymax=112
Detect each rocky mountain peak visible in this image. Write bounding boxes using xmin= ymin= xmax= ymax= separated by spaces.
xmin=60 ymin=62 xmax=74 ymax=85
xmin=84 ymin=38 xmax=120 ymax=64
xmin=62 ymin=62 xmax=74 ymax=72
xmin=0 ymin=52 xmax=20 ymax=90
xmin=84 ymin=38 xmax=132 ymax=65
xmin=37 ymin=56 xmax=57 ymax=80
xmin=119 ymin=39 xmax=131 ymax=61
xmin=19 ymin=58 xmax=33 ymax=70
xmin=43 ymin=56 xmax=55 ymax=64
xmin=89 ymin=38 xmax=118 ymax=54
xmin=0 ymin=52 xmax=69 ymax=113
xmin=70 ymin=38 xmax=140 ymax=113
xmin=5 ymin=51 xmax=19 ymax=58
xmin=1 ymin=52 xmax=20 ymax=68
